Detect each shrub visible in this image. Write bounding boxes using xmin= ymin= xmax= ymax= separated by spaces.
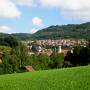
xmin=50 ymin=53 xmax=64 ymax=68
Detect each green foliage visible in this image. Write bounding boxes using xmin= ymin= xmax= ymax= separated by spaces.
xmin=65 ymin=46 xmax=90 ymax=66
xmin=2 ymin=53 xmax=13 ymax=74
xmin=32 ymin=22 xmax=90 ymax=40
xmin=0 ymin=35 xmax=18 ymax=47
xmin=0 ymin=33 xmax=32 ymax=41
xmin=50 ymin=53 xmax=64 ymax=68
xmin=0 ymin=22 xmax=90 ymax=40
xmin=0 ymin=42 xmax=65 ymax=74
xmin=28 ymin=53 xmax=64 ymax=70
xmin=0 ymin=36 xmax=30 ymax=74
xmin=0 ymin=46 xmax=11 ymax=53
xmin=4 ymin=36 xmax=18 ymax=47
xmin=79 ymin=47 xmax=90 ymax=65
xmin=0 ymin=66 xmax=89 ymax=90
xmin=29 ymin=54 xmax=51 ymax=70
xmin=0 ymin=37 xmax=9 ymax=46
xmin=0 ymin=43 xmax=30 ymax=74
xmin=12 ymin=33 xmax=32 ymax=40
xmin=11 ymin=43 xmax=30 ymax=68
xmin=36 ymin=54 xmax=51 ymax=70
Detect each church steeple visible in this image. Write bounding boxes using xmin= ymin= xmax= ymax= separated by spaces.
xmin=58 ymin=46 xmax=62 ymax=53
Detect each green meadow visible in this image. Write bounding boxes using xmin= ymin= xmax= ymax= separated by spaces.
xmin=0 ymin=65 xmax=89 ymax=90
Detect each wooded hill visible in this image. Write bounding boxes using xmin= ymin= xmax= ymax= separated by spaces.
xmin=32 ymin=22 xmax=90 ymax=40
xmin=0 ymin=22 xmax=90 ymax=40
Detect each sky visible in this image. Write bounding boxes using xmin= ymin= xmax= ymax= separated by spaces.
xmin=0 ymin=0 xmax=90 ymax=34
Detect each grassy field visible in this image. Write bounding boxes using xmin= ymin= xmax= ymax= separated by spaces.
xmin=0 ymin=66 xmax=90 ymax=90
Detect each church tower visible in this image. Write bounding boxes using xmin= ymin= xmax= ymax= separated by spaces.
xmin=58 ymin=46 xmax=62 ymax=53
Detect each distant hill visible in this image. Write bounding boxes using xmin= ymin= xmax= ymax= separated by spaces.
xmin=0 ymin=22 xmax=90 ymax=40
xmin=32 ymin=22 xmax=90 ymax=39
xmin=0 ymin=33 xmax=32 ymax=40
xmin=12 ymin=33 xmax=32 ymax=40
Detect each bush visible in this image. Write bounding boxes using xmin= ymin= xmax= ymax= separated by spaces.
xmin=64 ymin=46 xmax=90 ymax=66
xmin=50 ymin=53 xmax=64 ymax=68
xmin=0 ymin=35 xmax=19 ymax=48
xmin=29 ymin=54 xmax=51 ymax=70
xmin=0 ymin=43 xmax=30 ymax=74
xmin=4 ymin=36 xmax=18 ymax=47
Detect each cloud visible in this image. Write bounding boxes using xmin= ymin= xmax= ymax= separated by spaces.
xmin=30 ymin=28 xmax=38 ymax=33
xmin=12 ymin=0 xmax=36 ymax=7
xmin=32 ymin=17 xmax=43 ymax=26
xmin=0 ymin=25 xmax=13 ymax=33
xmin=38 ymin=0 xmax=90 ymax=21
xmin=11 ymin=0 xmax=90 ymax=21
xmin=1 ymin=0 xmax=90 ymax=21
xmin=37 ymin=0 xmax=61 ymax=7
xmin=0 ymin=0 xmax=21 ymax=18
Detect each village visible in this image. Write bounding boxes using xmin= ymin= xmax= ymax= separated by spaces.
xmin=22 ymin=39 xmax=88 ymax=56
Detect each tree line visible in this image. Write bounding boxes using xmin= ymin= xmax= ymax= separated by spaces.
xmin=0 ymin=36 xmax=90 ymax=75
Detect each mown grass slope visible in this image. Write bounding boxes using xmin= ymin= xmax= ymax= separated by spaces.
xmin=0 ymin=66 xmax=90 ymax=90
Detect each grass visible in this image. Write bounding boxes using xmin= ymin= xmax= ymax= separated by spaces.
xmin=0 ymin=66 xmax=90 ymax=90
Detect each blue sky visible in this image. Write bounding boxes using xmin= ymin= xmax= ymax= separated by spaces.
xmin=0 ymin=0 xmax=89 ymax=34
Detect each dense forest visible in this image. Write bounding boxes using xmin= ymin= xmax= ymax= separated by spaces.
xmin=32 ymin=22 xmax=90 ymax=39
xmin=0 ymin=22 xmax=90 ymax=40
xmin=0 ymin=33 xmax=31 ymax=40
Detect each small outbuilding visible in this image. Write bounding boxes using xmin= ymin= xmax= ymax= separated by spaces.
xmin=25 ymin=66 xmax=34 ymax=72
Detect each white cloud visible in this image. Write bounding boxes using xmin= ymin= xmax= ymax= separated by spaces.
xmin=12 ymin=0 xmax=36 ymax=7
xmin=1 ymin=0 xmax=90 ymax=21
xmin=30 ymin=28 xmax=38 ymax=33
xmin=0 ymin=0 xmax=90 ymax=22
xmin=0 ymin=0 xmax=21 ymax=18
xmin=32 ymin=17 xmax=43 ymax=26
xmin=38 ymin=0 xmax=62 ymax=7
xmin=38 ymin=0 xmax=90 ymax=21
xmin=0 ymin=25 xmax=12 ymax=33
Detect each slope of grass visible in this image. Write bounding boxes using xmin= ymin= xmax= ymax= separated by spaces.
xmin=0 ymin=66 xmax=90 ymax=90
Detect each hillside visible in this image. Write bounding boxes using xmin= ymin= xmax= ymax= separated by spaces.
xmin=0 ymin=65 xmax=89 ymax=90
xmin=32 ymin=22 xmax=90 ymax=39
xmin=0 ymin=33 xmax=31 ymax=40
xmin=0 ymin=22 xmax=90 ymax=40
